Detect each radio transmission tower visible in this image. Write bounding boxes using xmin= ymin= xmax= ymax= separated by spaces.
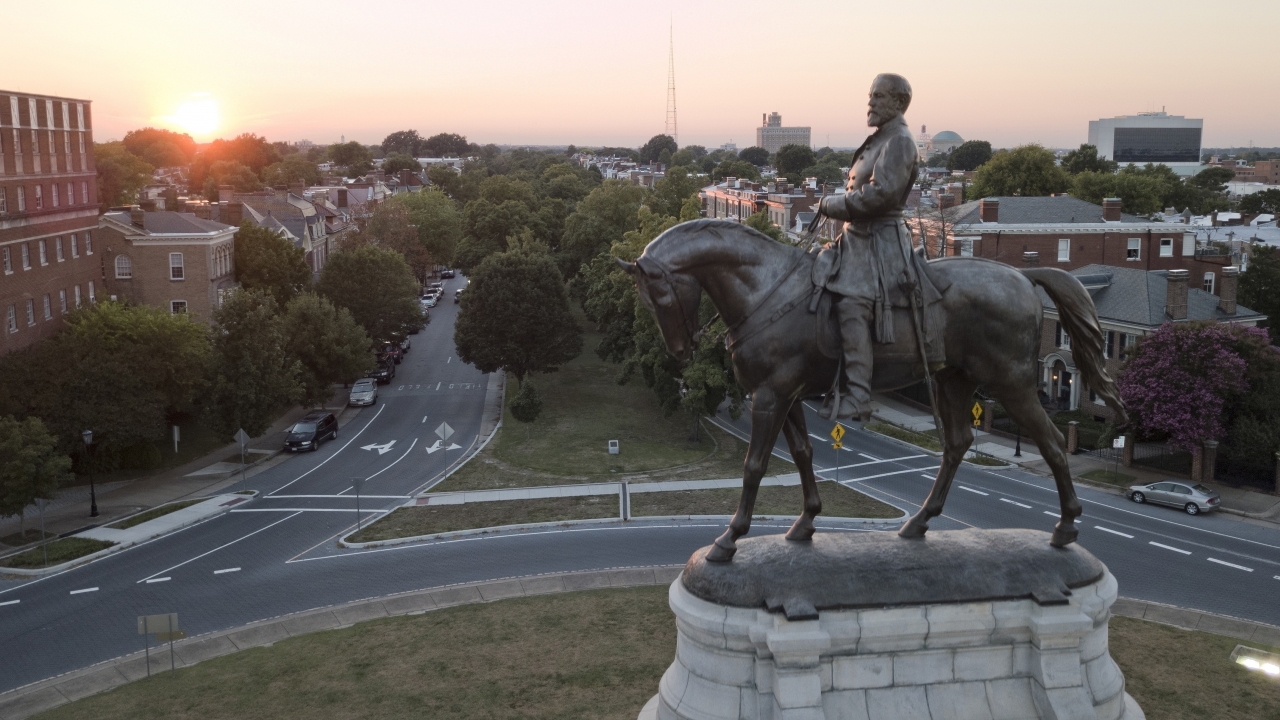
xmin=665 ymin=22 xmax=678 ymax=144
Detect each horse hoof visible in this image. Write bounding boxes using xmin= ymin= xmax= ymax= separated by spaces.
xmin=784 ymin=519 xmax=815 ymax=542
xmin=898 ymin=516 xmax=929 ymax=539
xmin=705 ymin=543 xmax=736 ymax=563
xmin=1050 ymin=521 xmax=1079 ymax=548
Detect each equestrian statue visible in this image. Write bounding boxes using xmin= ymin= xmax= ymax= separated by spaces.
xmin=618 ymin=74 xmax=1126 ymax=563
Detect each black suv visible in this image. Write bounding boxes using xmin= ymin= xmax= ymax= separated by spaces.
xmin=285 ymin=412 xmax=337 ymax=452
xmin=441 ymin=269 xmax=456 ymax=278
xmin=367 ymin=360 xmax=395 ymax=384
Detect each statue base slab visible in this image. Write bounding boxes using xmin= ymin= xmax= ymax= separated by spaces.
xmin=640 ymin=529 xmax=1144 ymax=720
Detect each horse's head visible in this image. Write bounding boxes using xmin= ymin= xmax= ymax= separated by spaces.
xmin=617 ymin=255 xmax=701 ymax=363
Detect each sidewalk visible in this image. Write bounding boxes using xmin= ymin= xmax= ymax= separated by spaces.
xmin=0 ymin=388 xmax=363 ymax=548
xmin=869 ymin=392 xmax=1280 ymax=522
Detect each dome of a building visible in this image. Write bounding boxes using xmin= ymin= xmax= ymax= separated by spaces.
xmin=932 ymin=131 xmax=963 ymax=143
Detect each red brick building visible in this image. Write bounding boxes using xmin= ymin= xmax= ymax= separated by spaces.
xmin=0 ymin=90 xmax=100 ymax=356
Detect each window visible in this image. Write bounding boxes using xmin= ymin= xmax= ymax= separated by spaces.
xmin=21 ymin=243 xmax=30 ymax=269
xmin=170 ymin=300 xmax=188 ymax=314
xmin=25 ymin=300 xmax=34 ymax=326
xmin=84 ymin=232 xmax=92 ymax=255
xmin=74 ymin=285 xmax=81 ymax=308
xmin=55 ymin=237 xmax=63 ymax=261
xmin=1126 ymin=238 xmax=1141 ymax=260
xmin=960 ymin=237 xmax=974 ymax=257
xmin=42 ymin=294 xmax=51 ymax=319
xmin=16 ymin=186 xmax=25 ymax=212
xmin=88 ymin=281 xmax=95 ymax=303
xmin=1159 ymin=238 xmax=1173 ymax=257
xmin=38 ymin=239 xmax=47 ymax=265
xmin=78 ymin=133 xmax=85 ymax=154
xmin=66 ymin=183 xmax=74 ymax=205
xmin=58 ymin=289 xmax=67 ymax=313
xmin=170 ymin=253 xmax=184 ymax=280
xmin=2 ymin=247 xmax=9 ymax=273
xmin=63 ymin=133 xmax=70 ymax=156
xmin=1104 ymin=331 xmax=1115 ymax=358
xmin=6 ymin=305 xmax=15 ymax=333
xmin=0 ymin=188 xmax=5 ymax=214
xmin=1057 ymin=239 xmax=1070 ymax=262
xmin=1055 ymin=321 xmax=1071 ymax=350
xmin=1182 ymin=233 xmax=1195 ymax=256
xmin=70 ymin=234 xmax=78 ymax=258
xmin=34 ymin=185 xmax=42 ymax=210
xmin=80 ymin=182 xmax=88 ymax=204
xmin=115 ymin=254 xmax=132 ymax=278
xmin=1204 ymin=272 xmax=1215 ymax=294
xmin=12 ymin=129 xmax=21 ymax=172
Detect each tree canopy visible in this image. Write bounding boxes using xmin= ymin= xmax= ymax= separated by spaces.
xmin=205 ymin=290 xmax=301 ymax=440
xmin=382 ymin=129 xmax=424 ymax=157
xmin=774 ymin=144 xmax=817 ymax=179
xmin=966 ymin=144 xmax=1070 ymax=198
xmin=1060 ymin=144 xmax=1117 ymax=175
xmin=283 ymin=293 xmax=374 ymax=408
xmin=329 ymin=141 xmax=374 ymax=176
xmin=946 ymin=141 xmax=993 ymax=172
xmin=640 ymin=135 xmax=678 ymax=163
xmin=260 ymin=155 xmax=321 ymax=188
xmin=94 ymin=142 xmax=154 ymax=209
xmin=421 ymin=133 xmax=470 ymax=157
xmin=0 ymin=416 xmax=70 ymax=523
xmin=1238 ymin=189 xmax=1280 ymax=216
xmin=738 ymin=146 xmax=770 ymax=166
xmin=188 ymin=133 xmax=280 ymax=190
xmin=559 ymin=181 xmax=647 ymax=278
xmin=122 ymin=127 xmax=198 ymax=168
xmin=1239 ymin=245 xmax=1280 ymax=333
xmin=382 ymin=152 xmax=422 ymax=175
xmin=1070 ymin=170 xmax=1164 ymax=215
xmin=233 ymin=222 xmax=312 ymax=308
xmin=316 ymin=246 xmax=423 ymax=342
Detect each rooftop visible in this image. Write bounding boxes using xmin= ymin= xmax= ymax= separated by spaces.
xmin=103 ymin=211 xmax=233 ymax=235
xmin=952 ymin=196 xmax=1146 ymax=225
xmin=1037 ymin=263 xmax=1263 ymax=327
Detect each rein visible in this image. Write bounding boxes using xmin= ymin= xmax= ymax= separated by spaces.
xmin=723 ymin=249 xmax=810 ymax=351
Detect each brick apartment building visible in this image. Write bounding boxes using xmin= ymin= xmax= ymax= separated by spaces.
xmin=1031 ymin=258 xmax=1263 ymax=419
xmin=0 ymin=90 xmax=100 ymax=356
xmin=99 ymin=207 xmax=237 ymax=323
xmin=943 ymin=196 xmax=1237 ymax=299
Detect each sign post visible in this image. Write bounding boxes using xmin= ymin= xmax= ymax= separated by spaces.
xmin=137 ymin=613 xmax=184 ymax=678
xmin=172 ymin=425 xmax=180 ymax=454
xmin=351 ymin=478 xmax=365 ymax=533
xmin=234 ymin=429 xmax=250 ymax=494
xmin=36 ymin=498 xmax=47 ymax=568
xmin=971 ymin=402 xmax=983 ymax=427
xmin=830 ymin=425 xmax=845 ymax=485
xmin=1112 ymin=435 xmax=1125 ymax=477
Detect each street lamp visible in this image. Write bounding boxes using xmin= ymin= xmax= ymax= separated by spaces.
xmin=82 ymin=429 xmax=98 ymax=518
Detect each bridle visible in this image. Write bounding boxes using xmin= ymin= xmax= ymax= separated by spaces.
xmin=636 ymin=255 xmax=703 ymax=354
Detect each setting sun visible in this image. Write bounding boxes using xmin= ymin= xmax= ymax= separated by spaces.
xmin=171 ymin=95 xmax=219 ymax=136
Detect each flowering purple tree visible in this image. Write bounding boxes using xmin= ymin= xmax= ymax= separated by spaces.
xmin=1117 ymin=323 xmax=1250 ymax=453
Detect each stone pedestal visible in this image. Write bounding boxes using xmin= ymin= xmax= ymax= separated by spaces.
xmin=640 ymin=529 xmax=1143 ymax=720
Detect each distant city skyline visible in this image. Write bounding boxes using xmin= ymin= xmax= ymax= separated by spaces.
xmin=6 ymin=0 xmax=1278 ymax=150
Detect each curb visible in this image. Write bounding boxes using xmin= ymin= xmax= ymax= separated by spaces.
xmin=1111 ymin=597 xmax=1280 ymax=647
xmin=0 ymin=564 xmax=685 ymax=720
xmin=339 ymin=513 xmax=906 ymax=549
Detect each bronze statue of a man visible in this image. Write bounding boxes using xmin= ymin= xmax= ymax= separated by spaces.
xmin=813 ymin=73 xmax=934 ymax=421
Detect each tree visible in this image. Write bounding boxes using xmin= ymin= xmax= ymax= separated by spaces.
xmin=1238 ymin=189 xmax=1280 ymax=215
xmin=421 ymin=133 xmax=470 ymax=157
xmin=1060 ymin=144 xmax=1117 ymax=175
xmin=188 ymin=133 xmax=280 ymax=190
xmin=710 ymin=159 xmax=761 ymax=183
xmin=94 ymin=142 xmax=154 ymax=209
xmin=745 ymin=208 xmax=785 ymax=242
xmin=640 ymin=134 xmax=679 ymax=164
xmin=1239 ymin=245 xmax=1280 ymax=332
xmin=382 ymin=152 xmax=422 ymax=175
xmin=329 ymin=141 xmax=374 ymax=175
xmin=801 ymin=156 xmax=846 ymax=186
xmin=122 ymin=127 xmax=197 ymax=167
xmin=205 ymin=290 xmax=301 ymax=440
xmin=283 ymin=294 xmax=375 ymax=408
xmin=1071 ymin=171 xmax=1164 ymax=215
xmin=946 ymin=141 xmax=994 ymax=172
xmin=559 ymin=181 xmax=647 ymax=278
xmin=454 ymin=248 xmax=582 ymax=384
xmin=201 ymin=160 xmax=261 ymax=200
xmin=774 ymin=144 xmax=817 ymax=179
xmin=234 ymin=223 xmax=312 ymax=308
xmin=392 ymin=189 xmax=462 ymax=269
xmin=509 ymin=380 xmax=544 ymax=424
xmin=316 ymin=246 xmax=423 ymax=342
xmin=261 ymin=155 xmax=321 ymax=188
xmin=456 ymin=198 xmax=534 ymax=271
xmin=646 ymin=166 xmax=701 ymax=219
xmin=738 ymin=146 xmax=770 ymax=167
xmin=382 ymin=129 xmax=424 ymax=157
xmin=0 ymin=416 xmax=71 ymax=531
xmin=966 ymin=144 xmax=1070 ymax=198
xmin=1191 ymin=166 xmax=1235 ymax=194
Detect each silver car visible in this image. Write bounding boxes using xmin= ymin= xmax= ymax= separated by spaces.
xmin=1128 ymin=480 xmax=1221 ymax=515
xmin=348 ymin=379 xmax=378 ymax=407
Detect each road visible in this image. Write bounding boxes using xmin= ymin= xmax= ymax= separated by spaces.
xmin=3 ymin=285 xmax=1280 ymax=694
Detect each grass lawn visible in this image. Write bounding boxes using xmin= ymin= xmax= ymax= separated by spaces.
xmin=1079 ymin=469 xmax=1138 ymax=488
xmin=34 ymin=588 xmax=1280 ymax=720
xmin=866 ymin=422 xmax=943 ymax=452
xmin=0 ymin=537 xmax=115 ymax=569
xmin=437 ymin=327 xmax=793 ymax=492
xmin=350 ymin=483 xmax=899 ymax=542
xmin=107 ymin=499 xmax=205 ymax=530
xmin=0 ymin=528 xmax=55 ymax=547
xmin=964 ymin=455 xmax=1009 ymax=467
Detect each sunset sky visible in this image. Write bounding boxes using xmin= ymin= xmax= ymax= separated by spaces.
xmin=5 ymin=0 xmax=1278 ymax=150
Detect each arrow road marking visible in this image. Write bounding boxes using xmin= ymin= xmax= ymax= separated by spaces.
xmin=446 ymin=443 xmax=462 ymax=450
xmin=425 ymin=440 xmax=441 ymax=454
xmin=361 ymin=440 xmax=396 ymax=455
xmin=435 ymin=422 xmax=454 ymax=441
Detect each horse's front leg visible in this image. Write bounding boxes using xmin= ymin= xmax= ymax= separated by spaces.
xmin=707 ymin=389 xmax=790 ymax=563
xmin=900 ymin=371 xmax=975 ymax=540
xmin=781 ymin=399 xmax=821 ymax=542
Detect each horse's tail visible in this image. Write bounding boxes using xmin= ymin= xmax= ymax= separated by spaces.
xmin=1021 ymin=268 xmax=1128 ymax=426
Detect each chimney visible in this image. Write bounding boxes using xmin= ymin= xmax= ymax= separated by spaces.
xmin=725 ymin=176 xmax=737 ymax=188
xmin=175 ymin=197 xmax=189 ymax=213
xmin=1165 ymin=269 xmax=1189 ymax=320
xmin=129 ymin=205 xmax=145 ymax=228
xmin=224 ymin=201 xmax=243 ymax=227
xmin=218 ymin=185 xmax=234 ymax=204
xmin=1022 ymin=251 xmax=1039 ymax=268
xmin=979 ymin=198 xmax=999 ymax=223
xmin=193 ymin=202 xmax=212 ymax=220
xmin=939 ymin=193 xmax=956 ymax=210
xmin=139 ymin=199 xmax=157 ymax=212
xmin=337 ymin=188 xmax=348 ymax=208
xmin=1219 ymin=266 xmax=1239 ymax=315
xmin=1102 ymin=197 xmax=1122 ymax=222
xmin=289 ymin=182 xmax=304 ymax=197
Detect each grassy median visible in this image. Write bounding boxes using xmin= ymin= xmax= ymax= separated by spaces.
xmin=33 ymin=588 xmax=1280 ymax=720
xmin=0 ymin=537 xmax=115 ymax=569
xmin=349 ymin=482 xmax=901 ymax=542
xmin=107 ymin=499 xmax=205 ymax=530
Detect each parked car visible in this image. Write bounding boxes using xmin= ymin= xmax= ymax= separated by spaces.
xmin=455 ymin=288 xmax=464 ymax=303
xmin=367 ymin=360 xmax=395 ymax=384
xmin=348 ymin=379 xmax=378 ymax=406
xmin=441 ymin=269 xmax=456 ymax=278
xmin=284 ymin=411 xmax=337 ymax=452
xmin=398 ymin=336 xmax=411 ymax=353
xmin=429 ymin=281 xmax=444 ymax=292
xmin=1128 ymin=480 xmax=1221 ymax=515
xmin=424 ymin=295 xmax=438 ymax=308
xmin=379 ymin=341 xmax=402 ymax=365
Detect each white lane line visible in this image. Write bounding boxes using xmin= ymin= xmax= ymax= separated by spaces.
xmin=958 ymin=486 xmax=989 ymax=496
xmin=1150 ymin=542 xmax=1192 ymax=555
xmin=920 ymin=474 xmax=934 ymax=479
xmin=840 ymin=466 xmax=941 ymax=483
xmin=829 ymin=455 xmax=927 ymax=470
xmin=231 ymin=508 xmax=392 ymax=513
xmin=363 ymin=438 xmax=418 ymax=481
xmin=1044 ymin=511 xmax=1059 ymax=517
xmin=264 ymin=495 xmax=411 ymax=499
xmin=1207 ymin=558 xmax=1254 ymax=572
xmin=435 ymin=382 xmax=440 ymax=390
xmin=213 ymin=567 xmax=240 ymax=575
xmin=1000 ymin=498 xmax=1032 ymax=509
xmin=69 ymin=587 xmax=98 ymax=595
xmin=137 ymin=512 xmax=302 ymax=583
xmin=145 ymin=577 xmax=171 ymax=584
xmin=858 ymin=453 xmax=880 ymax=461
xmin=0 ymin=599 xmax=19 ymax=607
xmin=269 ymin=405 xmax=386 ymax=495
xmin=422 ymin=415 xmax=428 ymax=423
xmin=1275 ymin=575 xmax=1280 ymax=581
xmin=1095 ymin=526 xmax=1134 ymax=539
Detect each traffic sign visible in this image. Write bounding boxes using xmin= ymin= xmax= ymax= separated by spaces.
xmin=971 ymin=402 xmax=982 ymax=427
xmin=234 ymin=429 xmax=250 ymax=449
xmin=1112 ymin=436 xmax=1126 ymax=449
xmin=832 ymin=441 xmax=843 ymax=450
xmin=830 ymin=425 xmax=845 ymax=442
xmin=435 ymin=422 xmax=454 ymax=441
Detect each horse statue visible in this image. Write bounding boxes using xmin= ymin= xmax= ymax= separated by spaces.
xmin=618 ymin=219 xmax=1126 ymax=563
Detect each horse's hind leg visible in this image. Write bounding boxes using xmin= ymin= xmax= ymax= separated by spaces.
xmin=781 ymin=400 xmax=821 ymax=542
xmin=899 ymin=370 xmax=976 ymax=539
xmin=997 ymin=386 xmax=1081 ymax=547
xmin=706 ymin=388 xmax=790 ymax=563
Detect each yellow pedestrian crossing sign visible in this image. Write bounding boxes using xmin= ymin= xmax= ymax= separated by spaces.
xmin=972 ymin=401 xmax=982 ymax=427
xmin=832 ymin=440 xmax=843 ymax=450
xmin=830 ymin=425 xmax=845 ymax=442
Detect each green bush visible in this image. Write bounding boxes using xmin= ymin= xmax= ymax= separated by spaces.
xmin=119 ymin=442 xmax=163 ymax=470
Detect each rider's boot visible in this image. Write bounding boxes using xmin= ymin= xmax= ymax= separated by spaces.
xmin=824 ymin=296 xmax=874 ymax=421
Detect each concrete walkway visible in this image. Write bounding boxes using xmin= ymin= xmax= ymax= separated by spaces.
xmin=416 ymin=473 xmax=801 ymax=506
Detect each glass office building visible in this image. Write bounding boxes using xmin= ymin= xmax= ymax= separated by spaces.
xmin=1088 ymin=112 xmax=1204 ymax=176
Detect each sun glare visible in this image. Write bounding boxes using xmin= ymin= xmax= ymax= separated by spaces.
xmin=172 ymin=96 xmax=219 ymax=136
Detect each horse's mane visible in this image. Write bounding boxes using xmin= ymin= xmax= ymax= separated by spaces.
xmin=644 ymin=218 xmax=798 ymax=271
